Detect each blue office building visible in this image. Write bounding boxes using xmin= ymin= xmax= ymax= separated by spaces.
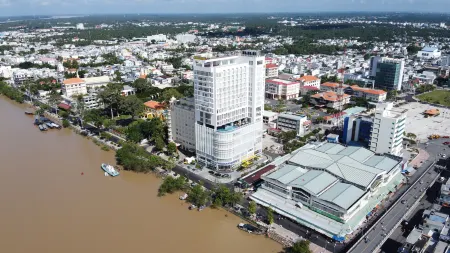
xmin=342 ymin=115 xmax=373 ymax=146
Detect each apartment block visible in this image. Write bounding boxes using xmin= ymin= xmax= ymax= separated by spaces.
xmin=62 ymin=78 xmax=87 ymax=98
xmin=193 ymin=50 xmax=265 ymax=170
xmin=170 ymin=97 xmax=196 ymax=152
xmin=265 ymin=79 xmax=300 ymax=100
xmin=369 ymin=102 xmax=407 ymax=156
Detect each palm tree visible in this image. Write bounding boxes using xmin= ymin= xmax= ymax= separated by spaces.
xmin=72 ymin=94 xmax=85 ymax=127
xmin=48 ymin=90 xmax=62 ymax=115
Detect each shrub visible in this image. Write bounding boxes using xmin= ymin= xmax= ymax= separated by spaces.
xmin=62 ymin=119 xmax=70 ymax=128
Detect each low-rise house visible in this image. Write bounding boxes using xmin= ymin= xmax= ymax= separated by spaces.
xmin=82 ymin=92 xmax=102 ymax=110
xmin=265 ymin=78 xmax=300 ymax=100
xmin=300 ymin=85 xmax=320 ymax=95
xmin=121 ymin=85 xmax=136 ymax=97
xmin=83 ymin=76 xmax=111 ymax=91
xmin=62 ymin=78 xmax=87 ymax=98
xmin=263 ymin=111 xmax=279 ymax=127
xmin=277 ymin=113 xmax=310 ymax=137
xmin=412 ymin=71 xmax=437 ymax=84
xmin=417 ymin=47 xmax=441 ymax=59
xmin=265 ymin=63 xmax=278 ymax=78
xmin=320 ymin=82 xmax=347 ymax=92
xmin=344 ymin=85 xmax=387 ymax=102
xmin=311 ymin=91 xmax=351 ymax=109
xmin=298 ymin=75 xmax=321 ymax=89
xmin=143 ymin=100 xmax=166 ymax=120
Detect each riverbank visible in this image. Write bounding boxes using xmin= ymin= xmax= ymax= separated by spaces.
xmin=0 ymin=96 xmax=283 ymax=253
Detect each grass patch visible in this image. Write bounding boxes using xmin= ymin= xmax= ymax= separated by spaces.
xmin=417 ymin=90 xmax=450 ymax=107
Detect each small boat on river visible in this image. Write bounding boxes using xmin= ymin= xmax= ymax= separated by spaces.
xmin=38 ymin=124 xmax=46 ymax=131
xmin=237 ymin=223 xmax=265 ymax=235
xmin=179 ymin=193 xmax=188 ymax=200
xmin=24 ymin=109 xmax=35 ymax=115
xmin=101 ymin=163 xmax=120 ymax=177
xmin=45 ymin=122 xmax=54 ymax=129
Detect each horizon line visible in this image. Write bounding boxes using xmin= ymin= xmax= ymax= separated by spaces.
xmin=1 ymin=11 xmax=450 ymax=19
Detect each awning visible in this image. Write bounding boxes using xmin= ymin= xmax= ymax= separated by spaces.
xmin=58 ymin=103 xmax=71 ymax=110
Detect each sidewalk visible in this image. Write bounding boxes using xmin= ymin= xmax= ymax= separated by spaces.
xmin=409 ymin=148 xmax=430 ymax=168
xmin=267 ymin=223 xmax=331 ymax=253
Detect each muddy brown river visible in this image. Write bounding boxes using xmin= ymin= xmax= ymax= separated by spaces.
xmin=0 ymin=96 xmax=281 ymax=253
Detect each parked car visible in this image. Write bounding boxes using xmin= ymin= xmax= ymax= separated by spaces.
xmin=443 ymin=142 xmax=450 ymax=145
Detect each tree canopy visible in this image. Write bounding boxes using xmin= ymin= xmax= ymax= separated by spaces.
xmin=286 ymin=240 xmax=312 ymax=253
xmin=187 ymin=184 xmax=210 ymax=207
xmin=119 ymin=95 xmax=145 ymax=118
xmin=115 ymin=142 xmax=165 ymax=173
xmin=212 ymin=185 xmax=242 ymax=208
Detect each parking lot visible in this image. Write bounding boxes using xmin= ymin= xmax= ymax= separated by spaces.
xmin=397 ymin=102 xmax=450 ymax=141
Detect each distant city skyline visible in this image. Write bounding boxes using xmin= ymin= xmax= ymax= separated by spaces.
xmin=0 ymin=0 xmax=449 ymax=17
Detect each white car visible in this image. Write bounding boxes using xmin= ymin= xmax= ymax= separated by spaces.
xmin=442 ymin=154 xmax=447 ymax=158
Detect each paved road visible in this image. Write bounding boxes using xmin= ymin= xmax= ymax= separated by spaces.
xmin=347 ymin=140 xmax=449 ymax=253
xmin=238 ymin=197 xmax=346 ymax=253
xmin=381 ymin=176 xmax=443 ymax=252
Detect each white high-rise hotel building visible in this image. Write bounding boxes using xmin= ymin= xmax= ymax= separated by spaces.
xmin=194 ymin=50 xmax=265 ymax=170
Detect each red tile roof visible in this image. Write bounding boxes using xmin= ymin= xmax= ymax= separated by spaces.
xmin=298 ymin=75 xmax=319 ymax=82
xmin=321 ymin=82 xmax=341 ymax=88
xmin=63 ymin=78 xmax=84 ymax=85
xmin=302 ymin=86 xmax=319 ymax=91
xmin=144 ymin=100 xmax=164 ymax=110
xmin=349 ymin=85 xmax=386 ymax=95
xmin=266 ymin=79 xmax=299 ymax=86
xmin=58 ymin=103 xmax=71 ymax=110
xmin=266 ymin=63 xmax=278 ymax=69
xmin=311 ymin=91 xmax=350 ymax=102
xmin=242 ymin=165 xmax=276 ymax=185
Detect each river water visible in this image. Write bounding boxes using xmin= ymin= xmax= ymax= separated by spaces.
xmin=0 ymin=97 xmax=281 ymax=253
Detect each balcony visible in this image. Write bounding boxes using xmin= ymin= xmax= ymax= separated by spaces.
xmin=216 ymin=118 xmax=250 ymax=133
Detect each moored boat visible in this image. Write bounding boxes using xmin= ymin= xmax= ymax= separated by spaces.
xmin=237 ymin=223 xmax=265 ymax=235
xmin=46 ymin=122 xmax=54 ymax=129
xmin=179 ymin=193 xmax=188 ymax=200
xmin=38 ymin=124 xmax=46 ymax=131
xmin=101 ymin=163 xmax=120 ymax=177
xmin=25 ymin=109 xmax=35 ymax=115
xmin=51 ymin=123 xmax=61 ymax=129
xmin=198 ymin=205 xmax=205 ymax=211
xmin=42 ymin=124 xmax=48 ymax=131
xmin=34 ymin=116 xmax=41 ymax=125
xmin=188 ymin=204 xmax=197 ymax=210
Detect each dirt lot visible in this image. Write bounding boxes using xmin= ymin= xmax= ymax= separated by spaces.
xmin=397 ymin=101 xmax=450 ymax=141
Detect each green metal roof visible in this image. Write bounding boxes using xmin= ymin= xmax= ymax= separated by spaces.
xmin=319 ymin=183 xmax=365 ymax=210
xmin=284 ymin=143 xmax=401 ymax=189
